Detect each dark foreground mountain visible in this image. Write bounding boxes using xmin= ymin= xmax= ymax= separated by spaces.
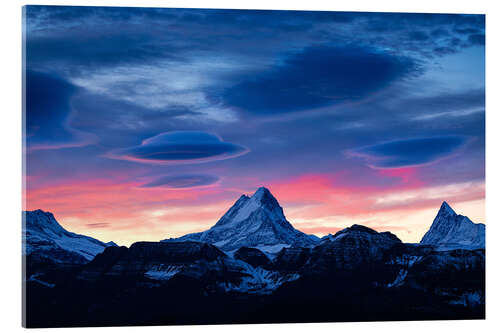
xmin=23 ymin=192 xmax=485 ymax=327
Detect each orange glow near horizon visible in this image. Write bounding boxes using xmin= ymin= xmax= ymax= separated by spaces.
xmin=25 ymin=171 xmax=485 ymax=247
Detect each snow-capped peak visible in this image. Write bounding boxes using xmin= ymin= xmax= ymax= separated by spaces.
xmin=162 ymin=187 xmax=319 ymax=252
xmin=420 ymin=201 xmax=485 ymax=250
xmin=218 ymin=187 xmax=284 ymax=227
xmin=23 ymin=209 xmax=116 ymax=263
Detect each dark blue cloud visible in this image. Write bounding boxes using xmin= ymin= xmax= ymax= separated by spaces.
xmin=220 ymin=46 xmax=419 ymax=114
xmin=468 ymin=34 xmax=485 ymax=46
xmin=25 ymin=70 xmax=94 ymax=150
xmin=139 ymin=174 xmax=220 ymax=188
xmin=24 ymin=7 xmax=484 ymax=122
xmin=107 ymin=131 xmax=248 ymax=164
xmin=408 ymin=31 xmax=429 ymax=41
xmin=26 ymin=33 xmax=183 ymax=70
xmin=350 ymin=136 xmax=468 ymax=169
xmin=25 ymin=7 xmax=485 ymax=75
xmin=25 ymin=6 xmax=189 ymax=71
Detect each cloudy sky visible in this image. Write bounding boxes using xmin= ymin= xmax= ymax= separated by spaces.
xmin=24 ymin=6 xmax=485 ymax=246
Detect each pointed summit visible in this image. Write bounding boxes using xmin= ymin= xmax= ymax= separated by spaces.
xmin=253 ymin=186 xmax=272 ymax=199
xmin=420 ymin=201 xmax=485 ymax=250
xmin=254 ymin=186 xmax=270 ymax=194
xmin=163 ymin=187 xmax=319 ymax=252
xmin=437 ymin=201 xmax=456 ymax=216
xmin=248 ymin=187 xmax=282 ymax=212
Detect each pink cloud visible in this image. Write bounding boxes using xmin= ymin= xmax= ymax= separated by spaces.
xmin=25 ymin=178 xmax=221 ymax=227
xmin=266 ymin=171 xmax=483 ymax=236
xmin=24 ymin=167 xmax=485 ymax=246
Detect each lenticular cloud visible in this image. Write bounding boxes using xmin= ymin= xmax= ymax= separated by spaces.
xmin=107 ymin=131 xmax=249 ymax=164
xmin=349 ymin=136 xmax=468 ymax=169
xmin=139 ymin=174 xmax=220 ymax=188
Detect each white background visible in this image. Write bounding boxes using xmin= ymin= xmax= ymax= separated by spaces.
xmin=1 ymin=0 xmax=498 ymax=332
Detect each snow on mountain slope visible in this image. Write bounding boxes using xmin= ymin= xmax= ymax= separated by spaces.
xmin=217 ymin=261 xmax=300 ymax=295
xmin=420 ymin=201 xmax=485 ymax=250
xmin=162 ymin=187 xmax=319 ymax=252
xmin=23 ymin=209 xmax=115 ymax=263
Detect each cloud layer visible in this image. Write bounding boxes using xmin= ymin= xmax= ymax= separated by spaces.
xmin=222 ymin=46 xmax=419 ymax=114
xmin=107 ymin=131 xmax=248 ymax=164
xmin=139 ymin=174 xmax=220 ymax=188
xmin=350 ymin=136 xmax=468 ymax=169
xmin=25 ymin=70 xmax=95 ymax=150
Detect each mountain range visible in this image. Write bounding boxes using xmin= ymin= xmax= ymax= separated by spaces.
xmin=22 ymin=187 xmax=486 ymax=327
xmin=23 ymin=187 xmax=485 ymax=260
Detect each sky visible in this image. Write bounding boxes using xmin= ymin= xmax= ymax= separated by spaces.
xmin=23 ymin=6 xmax=485 ymax=246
